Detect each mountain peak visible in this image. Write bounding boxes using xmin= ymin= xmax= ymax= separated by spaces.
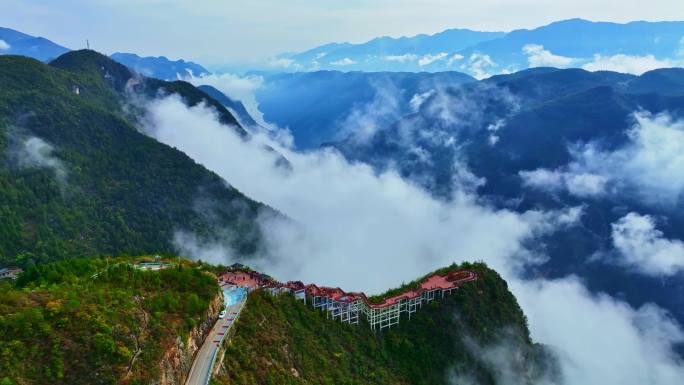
xmin=50 ymin=49 xmax=133 ymax=91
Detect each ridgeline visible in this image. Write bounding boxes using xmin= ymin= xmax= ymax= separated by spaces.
xmin=0 ymin=51 xmax=267 ymax=266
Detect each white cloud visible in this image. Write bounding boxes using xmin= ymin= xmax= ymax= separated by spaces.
xmin=486 ymin=119 xmax=505 ymax=146
xmin=0 ymin=39 xmax=10 ymax=50
xmin=675 ymin=36 xmax=684 ymax=57
xmin=409 ymin=90 xmax=435 ymax=112
xmin=523 ymin=112 xmax=684 ymax=205
xmin=447 ymin=53 xmax=464 ymax=66
xmin=142 ymin=94 xmax=568 ymax=291
xmin=519 ymin=168 xmax=607 ymax=198
xmin=520 ymin=168 xmax=563 ymax=190
xmin=141 ymin=94 xmax=684 ymax=385
xmin=514 ymin=277 xmax=684 ymax=385
xmin=576 ymin=112 xmax=684 ymax=205
xmin=582 ymin=54 xmax=681 ymax=75
xmin=466 ymin=53 xmax=496 ymax=80
xmin=522 ymin=44 xmax=575 ymax=68
xmin=564 ymin=172 xmax=608 ymax=197
xmin=448 ymin=328 xmax=558 ymax=385
xmin=383 ymin=53 xmax=418 ymax=63
xmin=336 ymin=79 xmax=404 ymax=144
xmin=418 ymin=52 xmax=448 ymax=66
xmin=677 ymin=37 xmax=684 ymax=57
xmin=268 ymin=57 xmax=300 ymax=69
xmin=330 ymin=57 xmax=356 ymax=66
xmin=10 ymin=135 xmax=68 ymax=186
xmin=186 ymin=72 xmax=290 ymax=141
xmin=173 ymin=231 xmax=236 ymax=266
xmin=611 ymin=212 xmax=684 ymax=276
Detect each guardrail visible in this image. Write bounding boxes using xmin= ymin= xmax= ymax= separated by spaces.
xmin=202 ymin=295 xmax=248 ymax=385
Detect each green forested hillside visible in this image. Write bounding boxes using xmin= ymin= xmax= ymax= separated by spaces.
xmin=0 ymin=256 xmax=219 ymax=385
xmin=215 ymin=262 xmax=558 ymax=385
xmin=0 ymin=51 xmax=267 ymax=265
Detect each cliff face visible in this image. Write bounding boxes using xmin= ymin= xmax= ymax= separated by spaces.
xmin=157 ymin=290 xmax=223 ymax=385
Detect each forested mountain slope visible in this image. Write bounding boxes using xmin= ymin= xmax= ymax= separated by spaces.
xmin=0 ymin=256 xmax=222 ymax=385
xmin=214 ymin=262 xmax=558 ymax=385
xmin=0 ymin=51 xmax=268 ymax=265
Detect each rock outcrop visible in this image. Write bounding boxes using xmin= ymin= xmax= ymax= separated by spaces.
xmin=157 ymin=289 xmax=223 ymax=385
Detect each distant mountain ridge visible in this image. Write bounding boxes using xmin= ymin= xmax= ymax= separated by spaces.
xmin=288 ymin=28 xmax=504 ymax=72
xmin=111 ymin=52 xmax=210 ymax=80
xmin=0 ymin=27 xmax=211 ymax=81
xmin=198 ymin=85 xmax=259 ymax=128
xmin=279 ymin=19 xmax=684 ymax=76
xmin=0 ymin=27 xmax=69 ymax=61
xmin=255 ymin=70 xmax=475 ymax=148
xmin=296 ymin=66 xmax=684 ymax=333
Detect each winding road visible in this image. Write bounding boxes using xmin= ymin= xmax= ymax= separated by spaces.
xmin=185 ymin=287 xmax=246 ymax=385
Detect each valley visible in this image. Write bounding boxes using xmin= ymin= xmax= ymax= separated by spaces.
xmin=1 ymin=8 xmax=684 ymax=385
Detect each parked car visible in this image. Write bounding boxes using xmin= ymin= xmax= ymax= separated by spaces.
xmin=219 ymin=310 xmax=227 ymax=319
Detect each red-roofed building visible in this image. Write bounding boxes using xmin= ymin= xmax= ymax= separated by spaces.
xmin=216 ymin=268 xmax=477 ymax=331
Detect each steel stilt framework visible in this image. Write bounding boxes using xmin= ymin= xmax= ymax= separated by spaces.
xmin=221 ymin=268 xmax=478 ymax=331
xmin=301 ymin=270 xmax=477 ymax=330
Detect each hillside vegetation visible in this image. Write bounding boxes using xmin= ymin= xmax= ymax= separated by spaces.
xmin=0 ymin=256 xmax=219 ymax=385
xmin=214 ymin=262 xmax=557 ymax=385
xmin=0 ymin=51 xmax=267 ymax=266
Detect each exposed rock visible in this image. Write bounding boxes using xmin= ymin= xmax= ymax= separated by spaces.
xmin=156 ymin=288 xmax=223 ymax=385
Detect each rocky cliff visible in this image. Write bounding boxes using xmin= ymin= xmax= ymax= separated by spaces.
xmin=158 ymin=288 xmax=224 ymax=385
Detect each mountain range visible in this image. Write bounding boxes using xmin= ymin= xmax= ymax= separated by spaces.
xmin=0 ymin=27 xmax=211 ymax=81
xmin=0 ymin=27 xmax=69 ymax=61
xmin=255 ymin=70 xmax=474 ymax=148
xmin=2 ymin=18 xmax=684 ymax=384
xmin=110 ymin=52 xmax=210 ymax=80
xmin=277 ymin=19 xmax=684 ymax=76
xmin=252 ymin=66 xmax=684 ymax=330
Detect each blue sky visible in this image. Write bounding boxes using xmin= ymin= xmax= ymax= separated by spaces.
xmin=1 ymin=0 xmax=683 ymax=64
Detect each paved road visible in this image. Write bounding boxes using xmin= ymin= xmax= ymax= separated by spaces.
xmin=185 ymin=294 xmax=245 ymax=385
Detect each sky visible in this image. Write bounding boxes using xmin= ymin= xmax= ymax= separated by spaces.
xmin=1 ymin=0 xmax=684 ymax=65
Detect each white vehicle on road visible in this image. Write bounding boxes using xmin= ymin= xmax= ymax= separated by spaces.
xmin=218 ymin=310 xmax=227 ymax=319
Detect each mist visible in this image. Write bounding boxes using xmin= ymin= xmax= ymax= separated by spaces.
xmin=520 ymin=112 xmax=684 ymax=206
xmin=141 ymin=93 xmax=684 ymax=384
xmin=7 ymin=133 xmax=68 ymax=187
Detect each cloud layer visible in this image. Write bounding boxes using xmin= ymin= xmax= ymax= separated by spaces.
xmin=582 ymin=54 xmax=681 ymax=75
xmin=520 ymin=112 xmax=684 ymax=206
xmin=522 ymin=44 xmax=575 ymax=68
xmin=330 ymin=57 xmax=356 ymax=66
xmin=519 ymin=168 xmax=607 ymax=198
xmin=514 ymin=277 xmax=684 ymax=385
xmin=140 ymin=94 xmax=684 ymax=385
xmin=611 ymin=212 xmax=684 ymax=276
xmin=143 ymin=94 xmax=554 ymax=290
xmin=6 ymin=0 xmax=684 ymax=63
